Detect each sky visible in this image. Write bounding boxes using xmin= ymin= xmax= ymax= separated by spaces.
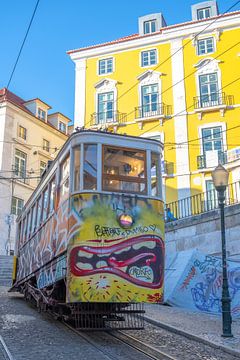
xmin=1 ymin=0 xmax=240 ymax=123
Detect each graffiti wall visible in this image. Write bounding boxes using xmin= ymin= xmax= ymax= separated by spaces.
xmin=67 ymin=193 xmax=165 ymax=303
xmin=165 ymin=250 xmax=240 ymax=317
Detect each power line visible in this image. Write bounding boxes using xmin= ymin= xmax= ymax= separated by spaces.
xmin=7 ymin=0 xmax=41 ymax=89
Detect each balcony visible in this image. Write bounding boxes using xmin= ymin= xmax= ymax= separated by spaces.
xmin=197 ymin=151 xmax=227 ymax=169
xmin=134 ymin=103 xmax=172 ymax=128
xmin=90 ymin=111 xmax=127 ymax=127
xmin=193 ymin=93 xmax=234 ymax=119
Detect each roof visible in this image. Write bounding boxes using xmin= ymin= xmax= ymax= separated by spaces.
xmin=48 ymin=112 xmax=72 ymax=123
xmin=24 ymin=98 xmax=51 ymax=109
xmin=0 ymin=88 xmax=69 ymax=136
xmin=67 ymin=10 xmax=240 ymax=55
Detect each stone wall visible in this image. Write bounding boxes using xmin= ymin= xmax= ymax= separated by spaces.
xmin=165 ymin=203 xmax=240 ymax=261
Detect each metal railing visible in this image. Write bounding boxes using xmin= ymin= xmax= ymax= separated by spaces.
xmin=197 ymin=151 xmax=227 ymax=169
xmin=13 ymin=170 xmax=30 ymax=184
xmin=165 ymin=181 xmax=240 ymax=222
xmin=135 ymin=103 xmax=172 ymax=119
xmin=90 ymin=111 xmax=127 ymax=126
xmin=193 ymin=92 xmax=234 ymax=109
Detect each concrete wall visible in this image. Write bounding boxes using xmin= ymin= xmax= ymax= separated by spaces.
xmin=165 ymin=203 xmax=240 ymax=261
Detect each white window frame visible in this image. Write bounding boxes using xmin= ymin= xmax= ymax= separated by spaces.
xmin=195 ymin=58 xmax=222 ymax=106
xmin=198 ymin=122 xmax=227 ymax=156
xmin=138 ymin=71 xmax=161 ymax=118
xmin=43 ymin=139 xmax=50 ymax=152
xmin=197 ymin=7 xmax=211 ymax=20
xmin=98 ymin=57 xmax=114 ymax=76
xmin=38 ymin=108 xmax=46 ymax=121
xmin=94 ymin=79 xmax=117 ymax=124
xmin=14 ymin=149 xmax=27 ymax=178
xmin=197 ymin=37 xmax=215 ymax=56
xmin=140 ymin=49 xmax=158 ymax=68
xmin=143 ymin=19 xmax=157 ymax=34
xmin=59 ymin=121 xmax=67 ymax=134
xmin=11 ymin=196 xmax=24 ymax=216
xmin=18 ymin=125 xmax=27 ymax=140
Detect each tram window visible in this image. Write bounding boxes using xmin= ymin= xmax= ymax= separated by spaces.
xmin=102 ymin=146 xmax=146 ymax=194
xmin=49 ymin=177 xmax=56 ymax=213
xmin=36 ymin=196 xmax=42 ymax=228
xmin=73 ymin=147 xmax=80 ymax=191
xmin=83 ymin=144 xmax=97 ymax=190
xmin=42 ymin=186 xmax=49 ymax=221
xmin=60 ymin=155 xmax=70 ymax=201
xmin=27 ymin=210 xmax=32 ymax=239
xmin=151 ymin=152 xmax=161 ymax=196
xmin=20 ymin=218 xmax=25 ymax=245
xmin=31 ymin=203 xmax=37 ymax=234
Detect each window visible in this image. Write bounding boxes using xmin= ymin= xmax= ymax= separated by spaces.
xmin=144 ymin=19 xmax=157 ymax=34
xmin=199 ymin=73 xmax=218 ymax=107
xmin=151 ymin=153 xmax=161 ymax=196
xmin=49 ymin=177 xmax=56 ymax=213
xmin=197 ymin=7 xmax=211 ymax=20
xmin=202 ymin=127 xmax=223 ymax=153
xmin=205 ymin=180 xmax=218 ymax=210
xmin=97 ymin=92 xmax=114 ymax=123
xmin=42 ymin=186 xmax=49 ymax=221
xmin=59 ymin=121 xmax=67 ymax=133
xmin=102 ymin=146 xmax=146 ymax=194
xmin=26 ymin=210 xmax=32 ymax=239
xmin=43 ymin=139 xmax=50 ymax=152
xmin=14 ymin=149 xmax=27 ymax=178
xmin=141 ymin=84 xmax=159 ymax=117
xmin=197 ymin=38 xmax=214 ymax=55
xmin=73 ymin=147 xmax=81 ymax=191
xmin=60 ymin=155 xmax=70 ymax=202
xmin=141 ymin=50 xmax=157 ymax=67
xmin=18 ymin=125 xmax=27 ymax=140
xmin=11 ymin=197 xmax=24 ymax=216
xmin=83 ymin=144 xmax=97 ymax=190
xmin=36 ymin=196 xmax=42 ymax=228
xmin=31 ymin=204 xmax=37 ymax=234
xmin=38 ymin=108 xmax=46 ymax=121
xmin=98 ymin=58 xmax=113 ymax=75
xmin=40 ymin=161 xmax=46 ymax=175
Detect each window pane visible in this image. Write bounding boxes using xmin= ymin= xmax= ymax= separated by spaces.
xmin=151 ymin=152 xmax=160 ymax=196
xmin=103 ymin=147 xmax=145 ymax=178
xmin=60 ymin=155 xmax=70 ymax=201
xmin=36 ymin=196 xmax=42 ymax=228
xmin=103 ymin=179 xmax=146 ymax=193
xmin=49 ymin=177 xmax=56 ymax=213
xmin=73 ymin=147 xmax=81 ymax=191
xmin=42 ymin=187 xmax=49 ymax=221
xmin=31 ymin=204 xmax=37 ymax=233
xmin=83 ymin=144 xmax=97 ymax=190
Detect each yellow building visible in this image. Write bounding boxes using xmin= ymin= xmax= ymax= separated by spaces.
xmin=0 ymin=88 xmax=70 ymax=254
xmin=68 ymin=1 xmax=240 ymax=206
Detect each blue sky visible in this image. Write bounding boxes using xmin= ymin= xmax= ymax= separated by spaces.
xmin=1 ymin=0 xmax=239 ymax=122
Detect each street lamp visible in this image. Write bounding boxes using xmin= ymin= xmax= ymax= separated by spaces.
xmin=212 ymin=164 xmax=233 ymax=338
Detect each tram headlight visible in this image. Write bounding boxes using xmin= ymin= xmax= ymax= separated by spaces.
xmin=118 ymin=214 xmax=134 ymax=229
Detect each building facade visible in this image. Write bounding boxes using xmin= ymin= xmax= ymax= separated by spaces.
xmin=0 ymin=88 xmax=70 ymax=254
xmin=68 ymin=1 xmax=240 ymax=207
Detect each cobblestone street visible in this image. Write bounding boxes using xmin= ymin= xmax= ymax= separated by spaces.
xmin=0 ymin=287 xmax=150 ymax=360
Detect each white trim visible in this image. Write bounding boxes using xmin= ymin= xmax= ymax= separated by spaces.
xmin=74 ymin=59 xmax=86 ymax=128
xmin=137 ymin=71 xmax=162 ymax=110
xmin=196 ymin=36 xmax=216 ymax=56
xmin=94 ymin=79 xmax=117 ymax=123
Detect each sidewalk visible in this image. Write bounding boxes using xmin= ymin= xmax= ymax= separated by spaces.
xmin=145 ymin=304 xmax=240 ymax=357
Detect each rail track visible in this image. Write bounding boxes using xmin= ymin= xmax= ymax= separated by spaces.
xmin=63 ymin=321 xmax=177 ymax=360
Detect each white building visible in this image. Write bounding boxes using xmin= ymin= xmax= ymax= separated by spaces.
xmin=0 ymin=88 xmax=70 ymax=254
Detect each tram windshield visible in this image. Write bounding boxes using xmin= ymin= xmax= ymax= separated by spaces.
xmin=102 ymin=146 xmax=147 ymax=194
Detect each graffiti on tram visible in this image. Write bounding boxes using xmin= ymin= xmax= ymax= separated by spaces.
xmin=67 ymin=193 xmax=165 ymax=304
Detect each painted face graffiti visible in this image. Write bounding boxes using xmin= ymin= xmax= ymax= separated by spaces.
xmin=70 ymin=235 xmax=164 ymax=289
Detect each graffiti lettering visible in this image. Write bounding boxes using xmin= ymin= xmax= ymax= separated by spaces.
xmin=129 ymin=266 xmax=153 ymax=283
xmin=94 ymin=224 xmax=157 ymax=238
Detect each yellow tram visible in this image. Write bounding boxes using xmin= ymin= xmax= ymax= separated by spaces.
xmin=11 ymin=130 xmax=164 ymax=329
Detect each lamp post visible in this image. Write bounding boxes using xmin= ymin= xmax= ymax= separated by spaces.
xmin=212 ymin=164 xmax=233 ymax=338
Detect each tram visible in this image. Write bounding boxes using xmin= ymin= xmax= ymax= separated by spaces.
xmin=11 ymin=130 xmax=164 ymax=330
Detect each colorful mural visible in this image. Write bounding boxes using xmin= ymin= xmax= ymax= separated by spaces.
xmin=67 ymin=193 xmax=165 ymax=303
xmin=165 ymin=250 xmax=240 ymax=318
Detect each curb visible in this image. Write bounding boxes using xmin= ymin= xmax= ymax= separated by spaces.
xmin=144 ymin=315 xmax=240 ymax=359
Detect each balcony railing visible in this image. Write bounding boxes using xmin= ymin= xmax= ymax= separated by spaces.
xmin=165 ymin=180 xmax=240 ymax=222
xmin=197 ymin=151 xmax=227 ymax=169
xmin=135 ymin=103 xmax=172 ymax=119
xmin=193 ymin=92 xmax=234 ymax=109
xmin=90 ymin=111 xmax=127 ymax=126
xmin=13 ymin=170 xmax=30 ymax=184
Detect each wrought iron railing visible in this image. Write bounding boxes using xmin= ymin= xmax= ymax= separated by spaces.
xmin=193 ymin=92 xmax=234 ymax=109
xmin=135 ymin=103 xmax=172 ymax=119
xmin=197 ymin=151 xmax=227 ymax=169
xmin=90 ymin=111 xmax=127 ymax=126
xmin=165 ymin=181 xmax=240 ymax=222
